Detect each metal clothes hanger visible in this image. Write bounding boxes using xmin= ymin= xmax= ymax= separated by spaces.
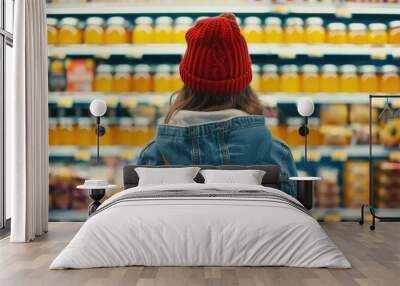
xmin=378 ymin=97 xmax=394 ymax=121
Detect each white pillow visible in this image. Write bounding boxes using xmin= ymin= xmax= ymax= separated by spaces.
xmin=200 ymin=169 xmax=266 ymax=185
xmin=135 ymin=167 xmax=201 ymax=186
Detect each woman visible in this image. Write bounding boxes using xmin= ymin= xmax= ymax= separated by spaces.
xmin=137 ymin=14 xmax=297 ymax=196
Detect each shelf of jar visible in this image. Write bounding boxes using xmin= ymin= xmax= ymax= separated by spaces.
xmin=46 ymin=2 xmax=400 ymax=16
xmin=47 ymin=44 xmax=400 ymax=57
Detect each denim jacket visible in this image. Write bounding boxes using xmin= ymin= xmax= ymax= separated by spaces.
xmin=137 ymin=110 xmax=298 ymax=197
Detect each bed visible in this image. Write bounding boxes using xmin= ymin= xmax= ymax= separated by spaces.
xmin=50 ymin=165 xmax=350 ymax=269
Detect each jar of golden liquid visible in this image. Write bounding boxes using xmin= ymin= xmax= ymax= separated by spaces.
xmin=132 ymin=64 xmax=152 ymax=93
xmin=58 ymin=117 xmax=76 ymax=145
xmin=173 ymin=16 xmax=193 ymax=43
xmin=77 ymin=117 xmax=94 ymax=147
xmin=321 ymin=64 xmax=339 ymax=93
xmin=348 ymin=23 xmax=368 ymax=45
xmin=327 ymin=23 xmax=347 ymax=44
xmin=154 ymin=16 xmax=173 ymax=43
xmin=171 ymin=64 xmax=183 ymax=91
xmin=389 ymin=21 xmax=400 ymax=44
xmin=381 ymin=65 xmax=400 ymax=93
xmin=368 ymin=23 xmax=387 ymax=45
xmin=118 ymin=117 xmax=134 ymax=146
xmin=284 ymin=17 xmax=304 ymax=43
xmin=261 ymin=64 xmax=280 ymax=93
xmin=280 ymin=65 xmax=300 ymax=93
xmin=47 ymin=18 xmax=59 ymax=45
xmin=113 ymin=64 xmax=132 ymax=93
xmin=48 ymin=118 xmax=59 ymax=146
xmin=154 ymin=64 xmax=172 ymax=92
xmin=105 ymin=16 xmax=129 ymax=45
xmin=305 ymin=17 xmax=325 ymax=44
xmin=251 ymin=64 xmax=261 ymax=92
xmin=264 ymin=17 xmax=283 ymax=43
xmin=301 ymin=64 xmax=320 ymax=93
xmin=94 ymin=64 xmax=113 ymax=93
xmin=100 ymin=118 xmax=112 ymax=145
xmin=58 ymin=17 xmax=82 ymax=45
xmin=84 ymin=17 xmax=105 ymax=45
xmin=243 ymin=17 xmax=263 ymax=43
xmin=339 ymin=64 xmax=359 ymax=93
xmin=133 ymin=117 xmax=152 ymax=147
xmin=360 ymin=65 xmax=378 ymax=93
xmin=132 ymin=16 xmax=154 ymax=44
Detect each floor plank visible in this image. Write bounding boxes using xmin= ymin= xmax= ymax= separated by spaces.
xmin=0 ymin=222 xmax=399 ymax=286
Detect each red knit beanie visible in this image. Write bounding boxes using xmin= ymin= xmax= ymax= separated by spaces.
xmin=179 ymin=14 xmax=252 ymax=95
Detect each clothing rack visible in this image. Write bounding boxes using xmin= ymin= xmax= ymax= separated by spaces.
xmin=360 ymin=94 xmax=400 ymax=230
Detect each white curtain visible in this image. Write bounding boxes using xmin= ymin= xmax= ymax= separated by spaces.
xmin=7 ymin=0 xmax=49 ymax=242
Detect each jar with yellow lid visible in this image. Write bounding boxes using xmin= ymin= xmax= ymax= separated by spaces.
xmin=340 ymin=65 xmax=359 ymax=92
xmin=154 ymin=64 xmax=172 ymax=92
xmin=171 ymin=64 xmax=183 ymax=91
xmin=305 ymin=17 xmax=325 ymax=44
xmin=264 ymin=17 xmax=283 ymax=43
xmin=301 ymin=64 xmax=320 ymax=93
xmin=105 ymin=17 xmax=129 ymax=45
xmin=173 ymin=17 xmax=193 ymax=43
xmin=321 ymin=64 xmax=339 ymax=93
xmin=389 ymin=21 xmax=400 ymax=44
xmin=77 ymin=117 xmax=94 ymax=147
xmin=58 ymin=117 xmax=76 ymax=145
xmin=132 ymin=16 xmax=154 ymax=44
xmin=94 ymin=64 xmax=113 ymax=93
xmin=348 ymin=23 xmax=368 ymax=45
xmin=154 ymin=16 xmax=173 ymax=43
xmin=261 ymin=64 xmax=280 ymax=93
xmin=59 ymin=17 xmax=82 ymax=45
xmin=113 ymin=64 xmax=132 ymax=93
xmin=118 ymin=118 xmax=135 ymax=146
xmin=327 ymin=23 xmax=347 ymax=44
xmin=368 ymin=23 xmax=387 ymax=45
xmin=47 ymin=18 xmax=59 ymax=45
xmin=251 ymin=64 xmax=261 ymax=92
xmin=360 ymin=65 xmax=378 ymax=93
xmin=381 ymin=65 xmax=400 ymax=93
xmin=84 ymin=17 xmax=105 ymax=45
xmin=132 ymin=64 xmax=152 ymax=92
xmin=280 ymin=65 xmax=300 ymax=93
xmin=243 ymin=17 xmax=263 ymax=43
xmin=284 ymin=17 xmax=304 ymax=43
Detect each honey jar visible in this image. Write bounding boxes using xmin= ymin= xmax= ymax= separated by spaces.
xmin=284 ymin=17 xmax=304 ymax=43
xmin=174 ymin=17 xmax=193 ymax=43
xmin=132 ymin=64 xmax=152 ymax=92
xmin=348 ymin=23 xmax=368 ymax=45
xmin=48 ymin=118 xmax=59 ymax=146
xmin=118 ymin=117 xmax=135 ymax=146
xmin=360 ymin=65 xmax=378 ymax=93
xmin=58 ymin=17 xmax=82 ymax=45
xmin=321 ymin=64 xmax=339 ymax=93
xmin=105 ymin=17 xmax=129 ymax=45
xmin=133 ymin=117 xmax=152 ymax=147
xmin=389 ymin=21 xmax=400 ymax=44
xmin=368 ymin=23 xmax=387 ymax=45
xmin=100 ymin=118 xmax=113 ymax=145
xmin=132 ymin=16 xmax=154 ymax=44
xmin=340 ymin=64 xmax=359 ymax=93
xmin=327 ymin=23 xmax=347 ymax=44
xmin=154 ymin=64 xmax=172 ymax=92
xmin=280 ymin=65 xmax=300 ymax=93
xmin=77 ymin=117 xmax=94 ymax=147
xmin=113 ymin=64 xmax=132 ymax=93
xmin=94 ymin=64 xmax=113 ymax=93
xmin=47 ymin=18 xmax=59 ymax=45
xmin=381 ymin=65 xmax=400 ymax=93
xmin=243 ymin=17 xmax=263 ymax=43
xmin=261 ymin=64 xmax=280 ymax=93
xmin=264 ymin=17 xmax=283 ymax=43
xmin=171 ymin=64 xmax=183 ymax=91
xmin=58 ymin=117 xmax=76 ymax=145
xmin=305 ymin=17 xmax=325 ymax=44
xmin=84 ymin=17 xmax=105 ymax=45
xmin=301 ymin=64 xmax=320 ymax=93
xmin=251 ymin=64 xmax=261 ymax=92
xmin=154 ymin=16 xmax=173 ymax=43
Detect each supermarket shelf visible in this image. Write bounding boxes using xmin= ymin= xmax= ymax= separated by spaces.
xmin=46 ymin=2 xmax=400 ymax=15
xmin=294 ymin=145 xmax=389 ymax=159
xmin=48 ymin=44 xmax=400 ymax=57
xmin=311 ymin=208 xmax=400 ymax=221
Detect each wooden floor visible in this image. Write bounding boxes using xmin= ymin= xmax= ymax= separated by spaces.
xmin=0 ymin=222 xmax=399 ymax=286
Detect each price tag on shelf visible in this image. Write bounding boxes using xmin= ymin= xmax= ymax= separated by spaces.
xmin=278 ymin=48 xmax=296 ymax=59
xmin=308 ymin=150 xmax=321 ymax=162
xmin=372 ymin=98 xmax=385 ymax=108
xmin=121 ymin=97 xmax=138 ymax=109
xmin=292 ymin=150 xmax=302 ymax=162
xmin=128 ymin=49 xmax=144 ymax=59
xmin=119 ymin=149 xmax=136 ymax=161
xmin=335 ymin=6 xmax=352 ymax=19
xmin=307 ymin=49 xmax=324 ymax=58
xmin=105 ymin=96 xmax=119 ymax=108
xmin=331 ymin=150 xmax=348 ymax=161
xmin=370 ymin=49 xmax=387 ymax=60
xmin=56 ymin=97 xmax=74 ymax=108
xmin=74 ymin=149 xmax=91 ymax=162
xmin=271 ymin=5 xmax=288 ymax=14
xmin=95 ymin=52 xmax=110 ymax=60
xmin=50 ymin=50 xmax=66 ymax=59
xmin=389 ymin=151 xmax=400 ymax=162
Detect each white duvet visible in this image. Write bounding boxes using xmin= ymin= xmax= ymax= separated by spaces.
xmin=50 ymin=183 xmax=351 ymax=269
